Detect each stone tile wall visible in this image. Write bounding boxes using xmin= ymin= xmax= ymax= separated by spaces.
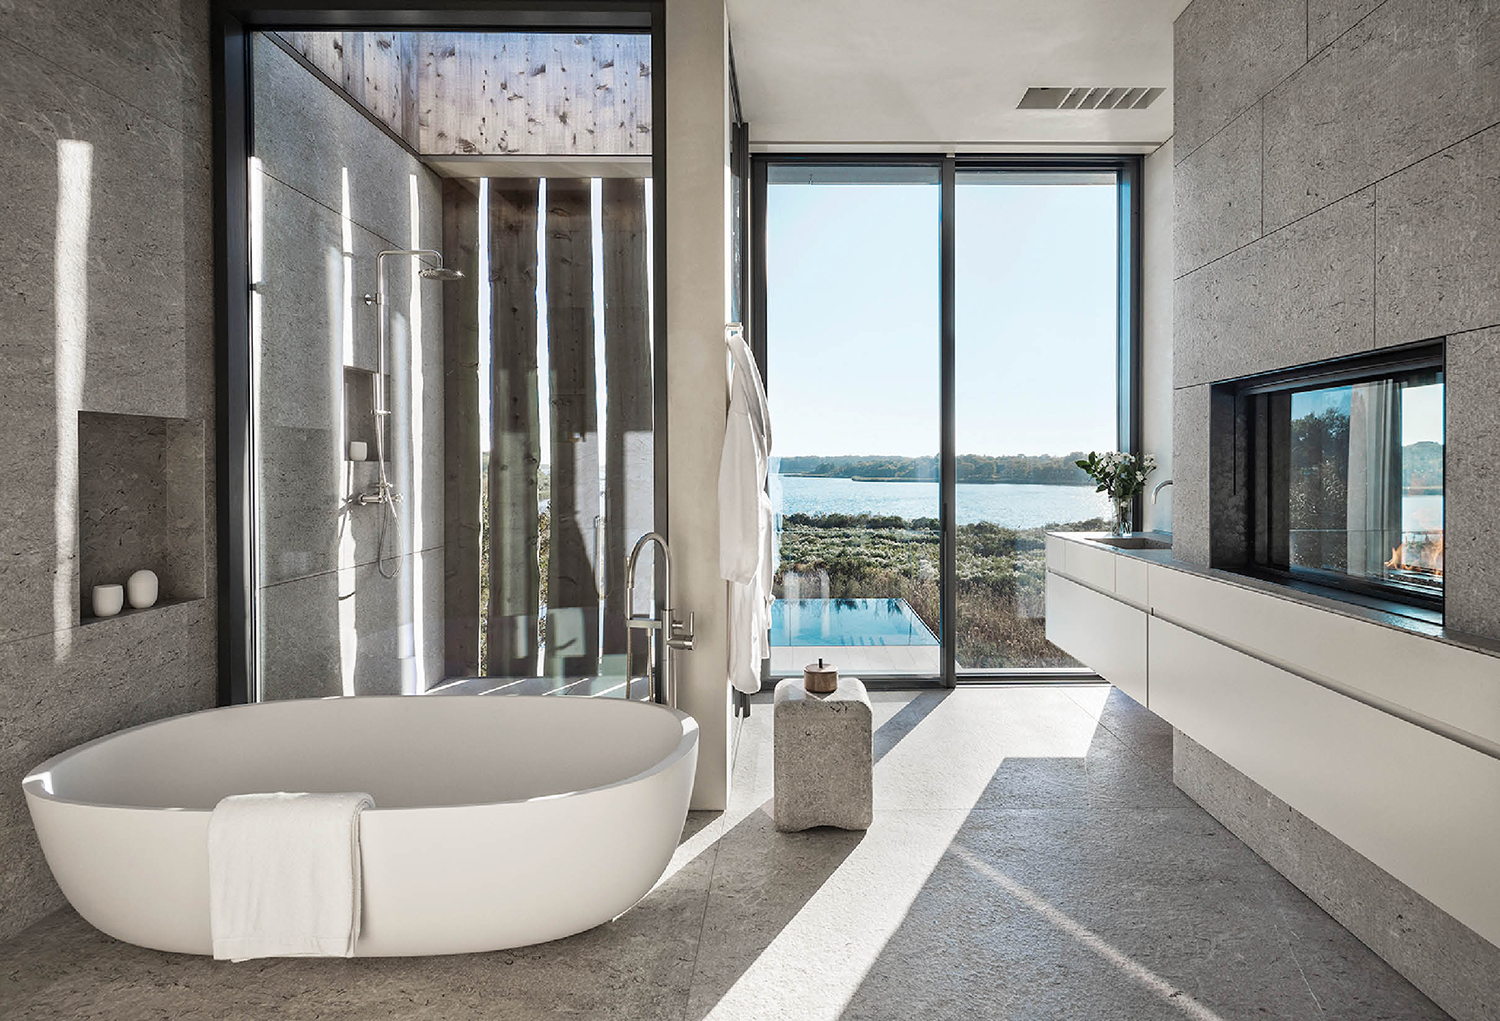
xmin=1171 ymin=0 xmax=1500 ymax=646
xmin=0 ymin=0 xmax=215 ymax=939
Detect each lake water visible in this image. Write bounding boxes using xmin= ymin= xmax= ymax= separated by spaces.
xmin=775 ymin=473 xmax=1446 ymax=534
xmin=774 ymin=474 xmax=1110 ymax=528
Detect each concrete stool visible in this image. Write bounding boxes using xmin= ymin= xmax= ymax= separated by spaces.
xmin=773 ymin=676 xmax=873 ymax=832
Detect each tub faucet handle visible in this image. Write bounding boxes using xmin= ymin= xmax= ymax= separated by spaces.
xmin=667 ymin=612 xmax=695 ymax=652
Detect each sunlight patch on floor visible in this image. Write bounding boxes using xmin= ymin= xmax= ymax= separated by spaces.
xmin=698 ymin=686 xmax=1109 ymax=1020
xmin=697 ymin=808 xmax=968 ymax=1021
xmin=1062 ymin=681 xmax=1111 ymax=721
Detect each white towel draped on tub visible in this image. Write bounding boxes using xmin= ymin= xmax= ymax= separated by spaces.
xmin=208 ymin=792 xmax=374 ymax=962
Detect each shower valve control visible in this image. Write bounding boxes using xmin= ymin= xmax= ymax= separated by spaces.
xmin=666 ymin=613 xmax=695 ymax=652
xmin=354 ymin=487 xmax=402 ymax=507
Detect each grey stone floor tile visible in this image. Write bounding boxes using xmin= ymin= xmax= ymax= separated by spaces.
xmin=846 ymin=806 xmax=1446 ymax=1021
xmin=831 ymin=816 xmax=1260 ymax=1020
xmin=727 ymin=708 xmax=775 ymax=818
xmin=1077 ymin=685 xmax=1175 ymax=749
xmin=1123 ymin=726 xmax=1176 ymax=777
xmin=1082 ymin=729 xmax=1198 ymax=810
xmin=1254 ymin=879 xmax=1452 ymax=1021
xmin=947 ymin=807 xmax=1274 ymax=912
xmin=873 ymin=687 xmax=1102 ymax=813
xmin=685 ymin=810 xmax=866 ymax=1019
xmin=970 ymin=754 xmax=1092 ymax=811
xmin=869 ymin=689 xmax=947 ymax=762
xmin=1059 ymin=686 xmax=1180 ymax=795
xmin=0 ymin=826 xmax=715 ymax=1021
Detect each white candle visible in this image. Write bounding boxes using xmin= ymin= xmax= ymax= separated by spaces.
xmin=91 ymin=584 xmax=124 ymax=618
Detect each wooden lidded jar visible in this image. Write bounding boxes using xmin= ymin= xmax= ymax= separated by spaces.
xmin=803 ymin=658 xmax=838 ymax=695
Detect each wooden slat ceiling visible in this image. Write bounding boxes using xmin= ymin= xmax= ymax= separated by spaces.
xmin=277 ymin=31 xmax=652 ymax=157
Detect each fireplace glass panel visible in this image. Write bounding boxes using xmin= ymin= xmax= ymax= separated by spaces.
xmin=1280 ymin=368 xmax=1443 ymax=603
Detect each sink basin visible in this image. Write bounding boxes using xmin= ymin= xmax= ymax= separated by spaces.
xmin=1094 ymin=536 xmax=1173 ymax=551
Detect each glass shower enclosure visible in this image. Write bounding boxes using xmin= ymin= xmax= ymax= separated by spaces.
xmin=245 ymin=28 xmax=659 ymax=701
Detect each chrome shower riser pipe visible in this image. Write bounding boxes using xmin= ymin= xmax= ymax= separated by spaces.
xmin=360 ymin=249 xmax=463 ymax=580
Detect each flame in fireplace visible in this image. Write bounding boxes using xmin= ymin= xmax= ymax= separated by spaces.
xmin=1386 ymin=534 xmax=1444 ymax=577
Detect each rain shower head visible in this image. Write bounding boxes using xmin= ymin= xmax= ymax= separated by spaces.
xmin=419 ymin=266 xmax=464 ymax=281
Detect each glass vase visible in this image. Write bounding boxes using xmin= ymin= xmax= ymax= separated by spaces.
xmin=1110 ymin=495 xmax=1132 ymax=537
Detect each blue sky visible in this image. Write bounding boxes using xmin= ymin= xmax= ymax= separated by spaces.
xmin=1402 ymin=384 xmax=1444 ymax=445
xmin=1291 ymin=382 xmax=1444 ymax=446
xmin=764 ymin=176 xmax=1120 ymax=459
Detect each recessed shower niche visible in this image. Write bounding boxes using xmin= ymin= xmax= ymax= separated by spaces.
xmin=78 ymin=411 xmax=206 ymax=622
xmin=343 ymin=367 xmax=390 ymax=461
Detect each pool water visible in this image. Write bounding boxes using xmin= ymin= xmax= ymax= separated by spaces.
xmin=769 ymin=598 xmax=939 ymax=647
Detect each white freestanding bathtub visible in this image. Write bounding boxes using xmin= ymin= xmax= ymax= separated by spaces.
xmin=22 ymin=695 xmax=698 ymax=956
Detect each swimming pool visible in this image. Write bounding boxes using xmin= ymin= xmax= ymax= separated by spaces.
xmin=769 ymin=598 xmax=939 ymax=647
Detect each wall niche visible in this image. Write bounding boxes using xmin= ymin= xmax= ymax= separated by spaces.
xmin=343 ymin=367 xmax=391 ymax=460
xmin=78 ymin=411 xmax=206 ymax=622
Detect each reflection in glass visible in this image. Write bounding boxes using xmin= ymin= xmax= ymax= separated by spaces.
xmin=1286 ymin=372 xmax=1444 ymax=599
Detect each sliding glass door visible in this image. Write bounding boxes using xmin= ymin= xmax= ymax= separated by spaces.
xmin=762 ymin=165 xmax=942 ymax=681
xmin=953 ymin=170 xmax=1120 ymax=671
xmin=757 ymin=158 xmax=1132 ymax=682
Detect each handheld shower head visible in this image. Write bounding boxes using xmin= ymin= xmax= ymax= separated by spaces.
xmin=419 ymin=266 xmax=464 ymax=281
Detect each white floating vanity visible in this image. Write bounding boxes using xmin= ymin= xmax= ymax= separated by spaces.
xmin=1045 ymin=531 xmax=1500 ymax=948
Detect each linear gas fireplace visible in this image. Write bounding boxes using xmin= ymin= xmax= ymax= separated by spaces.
xmin=1210 ymin=342 xmax=1445 ymax=616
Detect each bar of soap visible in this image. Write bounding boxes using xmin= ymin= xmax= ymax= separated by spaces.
xmin=803 ymin=659 xmax=838 ymax=695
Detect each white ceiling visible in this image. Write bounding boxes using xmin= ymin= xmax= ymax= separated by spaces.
xmin=726 ymin=0 xmax=1192 ymax=152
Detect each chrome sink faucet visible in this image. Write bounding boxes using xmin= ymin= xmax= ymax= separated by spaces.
xmin=1152 ymin=478 xmax=1173 ymax=504
xmin=625 ymin=532 xmax=694 ymax=708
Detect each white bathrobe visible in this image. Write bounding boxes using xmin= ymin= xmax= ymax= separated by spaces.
xmin=719 ymin=325 xmax=774 ymax=694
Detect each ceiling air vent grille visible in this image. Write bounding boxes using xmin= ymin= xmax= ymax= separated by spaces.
xmin=1018 ymin=86 xmax=1165 ymax=110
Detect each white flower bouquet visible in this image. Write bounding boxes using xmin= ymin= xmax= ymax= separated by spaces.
xmin=1074 ymin=451 xmax=1158 ymax=535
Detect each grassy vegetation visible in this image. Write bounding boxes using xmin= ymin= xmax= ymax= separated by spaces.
xmin=474 ymin=464 xmax=1108 ymax=671
xmin=775 ymin=512 xmax=1108 ymax=669
xmin=478 ymin=471 xmax=550 ymax=669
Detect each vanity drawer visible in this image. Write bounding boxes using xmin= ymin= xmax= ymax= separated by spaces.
xmin=1045 ymin=572 xmax=1146 ymax=704
xmin=1113 ymin=557 xmax=1149 ymax=608
xmin=1061 ymin=539 xmax=1116 ymax=593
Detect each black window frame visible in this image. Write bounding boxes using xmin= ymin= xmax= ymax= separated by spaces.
xmin=748 ymin=153 xmax=1143 ymax=687
xmin=1214 ymin=340 xmax=1447 ymax=619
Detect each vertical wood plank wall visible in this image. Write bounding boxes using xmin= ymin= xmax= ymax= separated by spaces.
xmin=440 ymin=176 xmax=653 ymax=681
xmin=601 ymin=177 xmax=653 ymax=657
xmin=487 ymin=181 xmax=543 ymax=677
xmin=441 ymin=178 xmax=483 ymax=679
xmin=277 ymin=31 xmax=652 ymax=157
xmin=544 ymin=179 xmax=602 ymax=676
